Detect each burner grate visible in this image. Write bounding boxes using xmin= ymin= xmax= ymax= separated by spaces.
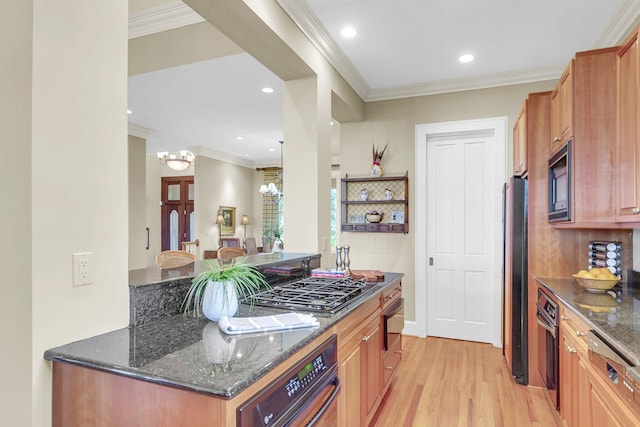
xmin=246 ymin=277 xmax=370 ymax=315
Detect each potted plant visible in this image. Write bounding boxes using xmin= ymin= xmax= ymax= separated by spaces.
xmin=182 ymin=259 xmax=270 ymax=322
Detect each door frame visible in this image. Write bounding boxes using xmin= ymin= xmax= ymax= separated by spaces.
xmin=414 ymin=117 xmax=507 ymax=345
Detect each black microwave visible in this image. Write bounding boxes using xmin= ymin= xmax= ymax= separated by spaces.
xmin=548 ymin=140 xmax=571 ymax=222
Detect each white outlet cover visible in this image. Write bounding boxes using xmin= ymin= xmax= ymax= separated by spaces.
xmin=73 ymin=252 xmax=93 ymax=286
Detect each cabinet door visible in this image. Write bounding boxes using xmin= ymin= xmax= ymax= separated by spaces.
xmin=513 ymin=102 xmax=527 ymax=176
xmin=587 ymin=369 xmax=639 ymax=427
xmin=560 ymin=325 xmax=581 ymax=427
xmin=550 ymin=88 xmax=562 ymax=153
xmin=616 ymin=32 xmax=640 ymax=222
xmin=362 ymin=315 xmax=382 ymax=421
xmin=338 ymin=337 xmax=362 ymax=427
xmin=559 ymin=65 xmax=573 ymax=141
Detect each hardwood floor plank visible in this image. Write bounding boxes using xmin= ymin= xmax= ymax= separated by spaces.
xmin=371 ymin=336 xmax=561 ymax=427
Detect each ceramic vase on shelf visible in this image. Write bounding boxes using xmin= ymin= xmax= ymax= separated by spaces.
xmin=202 ymin=281 xmax=239 ymax=322
xmin=272 ymin=237 xmax=283 ymax=252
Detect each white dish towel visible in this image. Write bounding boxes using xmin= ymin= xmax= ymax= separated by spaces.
xmin=218 ymin=313 xmax=319 ymax=335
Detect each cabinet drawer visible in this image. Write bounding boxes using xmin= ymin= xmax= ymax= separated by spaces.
xmin=381 ymin=280 xmax=402 ymax=307
xmin=560 ymin=305 xmax=589 ymax=346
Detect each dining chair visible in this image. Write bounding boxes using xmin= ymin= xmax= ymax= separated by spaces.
xmin=155 ymin=250 xmax=198 ymax=268
xmin=217 ymin=247 xmax=247 ymax=260
xmin=245 ymin=237 xmax=258 ymax=255
xmin=219 ymin=237 xmax=241 ymax=248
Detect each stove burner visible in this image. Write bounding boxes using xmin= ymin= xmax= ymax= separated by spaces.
xmin=245 ymin=276 xmax=370 ymax=316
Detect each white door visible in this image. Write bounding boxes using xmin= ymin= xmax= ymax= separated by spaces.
xmin=415 ymin=118 xmax=506 ymax=346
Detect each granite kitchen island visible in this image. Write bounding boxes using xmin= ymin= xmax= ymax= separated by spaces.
xmin=45 ymin=253 xmax=403 ymax=426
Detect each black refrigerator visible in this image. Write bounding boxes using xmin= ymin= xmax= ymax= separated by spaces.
xmin=503 ymin=176 xmax=528 ymax=385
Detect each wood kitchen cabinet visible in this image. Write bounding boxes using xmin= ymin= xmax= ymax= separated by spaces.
xmin=336 ymin=297 xmax=383 ymax=426
xmin=586 ymin=365 xmax=639 ymax=426
xmin=550 ymin=63 xmax=574 ymax=155
xmin=559 ymin=319 xmax=588 ymax=427
xmin=513 ymin=100 xmax=528 ymax=176
xmin=513 ymin=92 xmax=551 ymax=178
xmin=558 ymin=303 xmax=640 ymax=427
xmin=550 ymin=47 xmax=619 ymax=227
xmin=616 ymin=24 xmax=640 ymax=225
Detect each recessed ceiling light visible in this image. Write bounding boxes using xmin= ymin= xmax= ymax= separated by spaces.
xmin=269 ymin=148 xmax=275 ymax=152
xmin=459 ymin=54 xmax=474 ymax=63
xmin=127 ymin=109 xmax=132 ymax=114
xmin=237 ymin=136 xmax=243 ymax=140
xmin=245 ymin=153 xmax=250 ymax=157
xmin=341 ymin=27 xmax=357 ymax=38
xmin=262 ymin=87 xmax=274 ymax=93
xmin=330 ymin=121 xmax=334 ymax=126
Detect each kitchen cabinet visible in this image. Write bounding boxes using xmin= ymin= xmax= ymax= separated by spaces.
xmin=550 ymin=63 xmax=574 ymax=155
xmin=558 ymin=303 xmax=640 ymax=427
xmin=513 ymin=100 xmax=528 ymax=176
xmin=336 ymin=297 xmax=383 ymax=426
xmin=587 ymin=366 xmax=639 ymax=427
xmin=512 ymin=92 xmax=551 ymax=178
xmin=615 ymin=25 xmax=640 ymax=225
xmin=549 ymin=48 xmax=619 ymax=227
xmin=380 ymin=280 xmax=402 ymax=394
xmin=559 ymin=316 xmax=588 ymax=427
xmin=341 ymin=173 xmax=409 ymax=233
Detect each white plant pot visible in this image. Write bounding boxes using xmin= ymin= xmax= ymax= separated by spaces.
xmin=202 ymin=280 xmax=239 ymax=322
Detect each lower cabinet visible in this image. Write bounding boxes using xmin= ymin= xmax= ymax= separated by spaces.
xmin=559 ymin=304 xmax=640 ymax=427
xmin=336 ymin=298 xmax=383 ymax=426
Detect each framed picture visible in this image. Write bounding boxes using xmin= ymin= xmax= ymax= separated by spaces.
xmin=391 ymin=210 xmax=405 ymax=224
xmin=220 ymin=206 xmax=236 ymax=236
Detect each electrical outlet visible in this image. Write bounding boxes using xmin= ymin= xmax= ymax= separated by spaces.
xmin=73 ymin=252 xmax=93 ymax=286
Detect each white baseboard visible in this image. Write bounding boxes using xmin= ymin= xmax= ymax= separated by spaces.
xmin=401 ymin=320 xmax=424 ymax=338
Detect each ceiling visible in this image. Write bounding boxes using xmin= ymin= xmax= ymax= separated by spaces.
xmin=128 ymin=0 xmax=639 ymax=165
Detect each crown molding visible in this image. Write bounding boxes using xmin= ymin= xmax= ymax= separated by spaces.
xmin=193 ymin=146 xmax=255 ymax=169
xmin=128 ymin=1 xmax=204 ymax=39
xmin=594 ymin=0 xmax=640 ymax=47
xmin=127 ymin=122 xmax=154 ymax=138
xmin=366 ymin=65 xmax=564 ymax=101
xmin=276 ymin=0 xmax=371 ymax=99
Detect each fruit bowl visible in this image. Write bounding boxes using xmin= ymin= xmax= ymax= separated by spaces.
xmin=572 ymin=274 xmax=620 ymax=293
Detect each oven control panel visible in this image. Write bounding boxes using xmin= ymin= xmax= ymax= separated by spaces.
xmin=237 ymin=335 xmax=338 ymax=427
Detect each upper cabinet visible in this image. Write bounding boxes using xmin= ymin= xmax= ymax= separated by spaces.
xmin=551 ymin=47 xmax=619 ymax=227
xmin=513 ymin=92 xmax=551 ymax=178
xmin=513 ymin=100 xmax=528 ymax=176
xmin=616 ymin=26 xmax=640 ymax=224
xmin=550 ymin=63 xmax=574 ymax=155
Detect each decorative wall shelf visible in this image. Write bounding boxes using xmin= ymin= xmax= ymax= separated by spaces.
xmin=340 ymin=172 xmax=409 ymax=234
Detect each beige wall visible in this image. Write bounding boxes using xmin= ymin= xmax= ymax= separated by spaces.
xmin=194 ymin=156 xmax=255 ymax=252
xmin=29 ymin=2 xmax=129 ymax=426
xmin=340 ymin=80 xmax=556 ymax=322
xmin=0 ymin=0 xmax=33 ymax=426
xmin=129 ymin=135 xmax=148 ymax=269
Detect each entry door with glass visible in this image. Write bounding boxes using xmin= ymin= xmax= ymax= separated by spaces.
xmin=161 ymin=176 xmax=194 ymax=251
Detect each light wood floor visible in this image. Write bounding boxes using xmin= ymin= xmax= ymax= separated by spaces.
xmin=371 ymin=336 xmax=562 ymax=427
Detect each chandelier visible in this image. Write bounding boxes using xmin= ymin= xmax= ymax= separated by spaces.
xmin=157 ymin=150 xmax=194 ymax=171
xmin=259 ymin=140 xmax=284 ymax=204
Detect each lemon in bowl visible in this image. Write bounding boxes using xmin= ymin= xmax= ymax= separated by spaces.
xmin=572 ymin=267 xmax=620 ymax=293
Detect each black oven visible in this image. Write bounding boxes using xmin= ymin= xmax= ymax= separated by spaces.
xmin=237 ymin=335 xmax=340 ymax=427
xmin=536 ymin=287 xmax=559 ymax=409
xmin=548 ymin=139 xmax=572 ymax=222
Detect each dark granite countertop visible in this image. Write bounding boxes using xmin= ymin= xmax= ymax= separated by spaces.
xmin=45 ymin=272 xmax=403 ymax=399
xmin=536 ymin=276 xmax=640 ymax=379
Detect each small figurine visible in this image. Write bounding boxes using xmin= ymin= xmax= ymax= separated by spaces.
xmin=360 ymin=189 xmax=368 ymax=201
xmin=372 ymin=144 xmax=387 ymax=177
xmin=384 ymin=188 xmax=393 ymax=200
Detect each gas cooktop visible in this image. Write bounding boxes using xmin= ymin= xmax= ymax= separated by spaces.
xmin=245 ymin=276 xmax=371 ymax=316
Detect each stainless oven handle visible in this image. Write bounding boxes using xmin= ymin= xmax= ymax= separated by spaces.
xmin=306 ymin=375 xmax=341 ymax=426
xmin=536 ymin=311 xmax=556 ymax=339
